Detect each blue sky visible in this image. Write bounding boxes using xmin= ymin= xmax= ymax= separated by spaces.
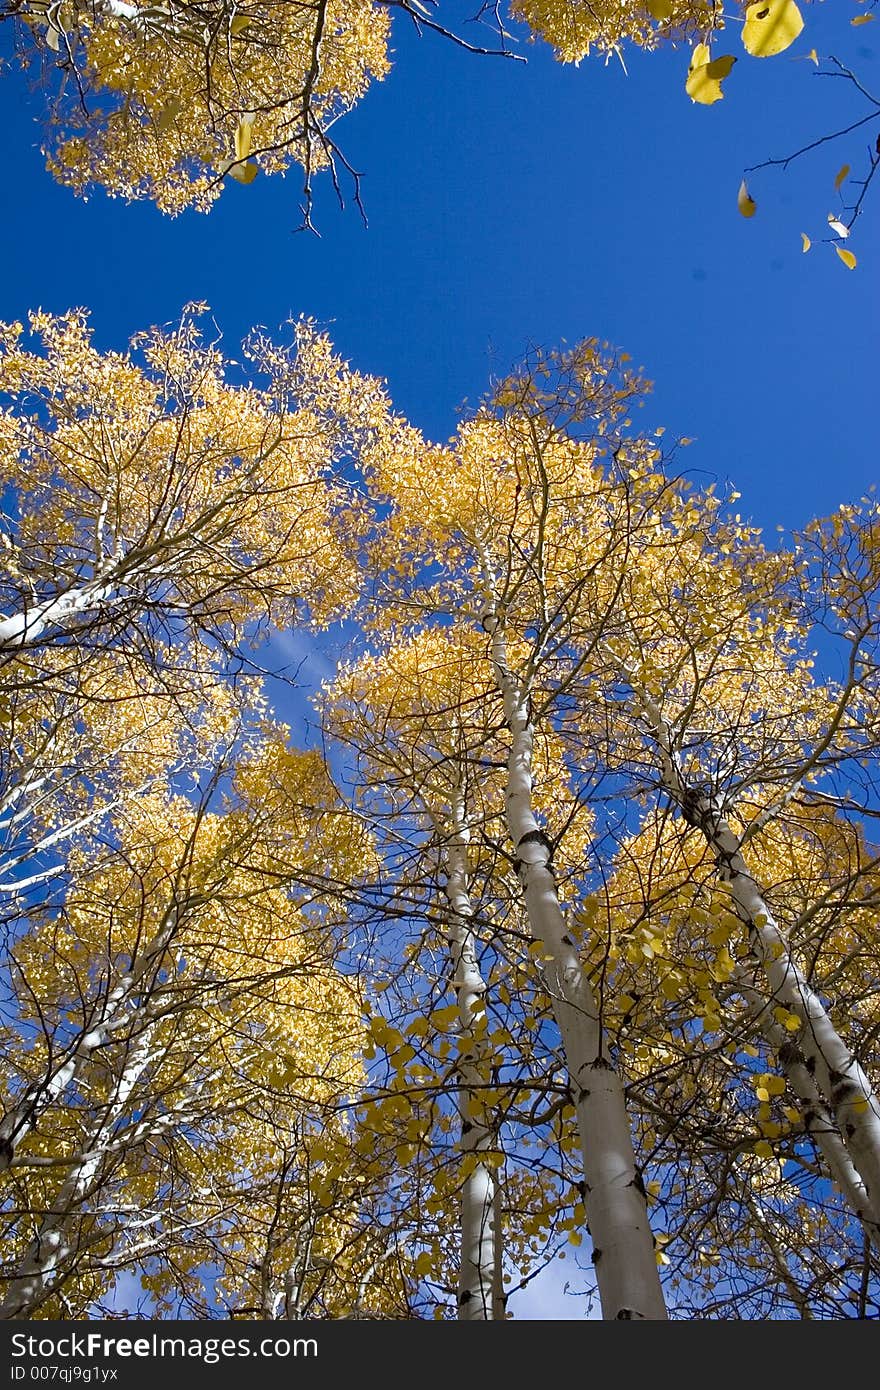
xmin=1 ymin=5 xmax=876 ymax=537
xmin=2 ymin=2 xmax=878 ymax=1320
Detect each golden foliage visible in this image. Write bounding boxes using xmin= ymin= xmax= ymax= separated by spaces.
xmin=17 ymin=0 xmax=390 ymax=213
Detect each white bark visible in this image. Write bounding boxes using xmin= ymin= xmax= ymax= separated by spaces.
xmin=478 ymin=568 xmax=667 ymax=1319
xmin=736 ymin=970 xmax=880 ymax=1251
xmin=0 ymin=779 xmax=155 ymax=898
xmin=0 ymin=578 xmax=116 ymax=649
xmin=438 ymin=791 xmax=504 ymax=1320
xmin=626 ymin=674 xmax=880 ymax=1218
xmin=0 ymin=1023 xmax=157 ymax=1318
xmin=0 ymin=906 xmax=178 ymax=1169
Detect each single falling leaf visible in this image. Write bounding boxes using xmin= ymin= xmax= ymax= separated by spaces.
xmin=234 ymin=120 xmax=253 ymax=162
xmin=220 ymin=157 xmax=258 ymax=184
xmin=836 ymin=247 xmax=857 ymax=269
xmin=800 ymin=232 xmax=811 ymax=252
xmin=737 ymin=178 xmax=757 ymax=217
xmin=742 ymin=0 xmax=804 ymax=58
xmin=834 ymin=164 xmax=850 ymax=191
xmin=851 ymin=13 xmax=874 ymax=23
xmin=807 ymin=47 xmax=819 ymax=64
xmin=828 ymin=215 xmax=850 ymax=238
xmin=686 ymin=45 xmax=737 ymax=105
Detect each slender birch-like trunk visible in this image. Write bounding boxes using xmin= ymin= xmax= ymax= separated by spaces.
xmin=627 ymin=676 xmax=880 ymax=1215
xmin=0 ymin=577 xmax=116 ymax=649
xmin=477 ymin=569 xmax=667 ymax=1319
xmin=735 ymin=970 xmax=880 ymax=1251
xmin=0 ymin=1023 xmax=157 ymax=1318
xmin=436 ymin=791 xmax=504 ymax=1320
xmin=0 ymin=906 xmax=178 ymax=1169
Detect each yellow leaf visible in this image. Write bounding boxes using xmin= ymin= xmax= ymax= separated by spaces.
xmin=229 ymin=160 xmax=257 ymax=183
xmin=230 ymin=14 xmax=251 ymax=33
xmin=834 ymin=164 xmax=850 ymax=191
xmin=742 ymin=0 xmax=804 ymax=58
xmin=836 ymin=247 xmax=857 ymax=270
xmin=430 ymin=1004 xmax=459 ymax=1030
xmin=753 ymin=1140 xmax=774 ymax=1158
xmin=851 ymin=13 xmax=874 ymax=23
xmin=647 ymin=0 xmax=673 ymax=17
xmin=686 ymin=45 xmax=737 ymax=105
xmin=155 ymin=98 xmax=183 ymax=134
xmin=755 ymin=1086 xmax=770 ymax=1103
xmin=234 ymin=121 xmax=253 ymax=162
xmin=801 ymin=232 xmax=811 ymax=252
xmin=220 ymin=158 xmax=258 ymax=184
xmin=568 ymin=1231 xmax=583 ymax=1247
xmin=414 ymin=1251 xmax=434 ymax=1277
xmin=737 ymin=179 xmax=757 ymax=217
xmin=807 ymin=47 xmax=819 ymax=64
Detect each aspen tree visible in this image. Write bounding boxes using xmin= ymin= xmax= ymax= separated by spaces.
xmin=0 ymin=306 xmax=390 ymax=921
xmin=326 ymin=629 xmax=577 ymax=1318
xmin=0 ymin=729 xmax=384 ymax=1318
xmin=347 ymin=339 xmax=880 ymax=1315
xmin=354 ymin=343 xmax=673 ymax=1318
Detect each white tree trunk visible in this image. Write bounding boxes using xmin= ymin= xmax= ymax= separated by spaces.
xmin=439 ymin=791 xmax=504 ymax=1320
xmin=736 ymin=969 xmax=880 ymax=1250
xmin=478 ymin=573 xmax=667 ymax=1319
xmin=0 ymin=578 xmax=115 ymax=649
xmin=627 ymin=675 xmax=880 ymax=1219
xmin=0 ymin=1024 xmax=157 ymax=1318
xmin=0 ymin=907 xmax=178 ymax=1169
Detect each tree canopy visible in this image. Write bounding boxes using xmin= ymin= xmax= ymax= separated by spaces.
xmin=0 ymin=0 xmax=877 ymax=1329
xmin=5 ymin=314 xmax=877 ymax=1318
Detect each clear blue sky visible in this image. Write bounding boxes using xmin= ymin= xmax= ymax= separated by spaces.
xmin=1 ymin=3 xmax=877 ymax=1318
